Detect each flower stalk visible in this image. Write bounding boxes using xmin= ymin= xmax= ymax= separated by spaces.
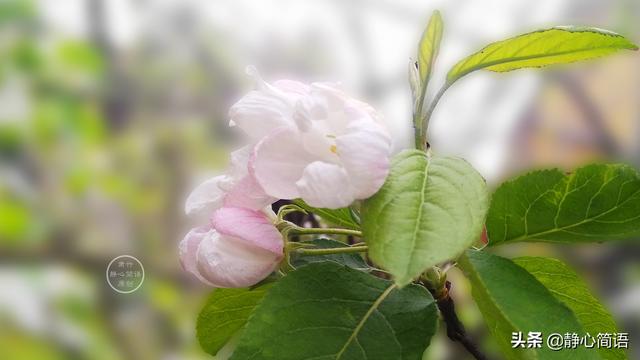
xmin=286 ymin=226 xmax=362 ymax=238
xmin=294 ymin=244 xmax=368 ymax=257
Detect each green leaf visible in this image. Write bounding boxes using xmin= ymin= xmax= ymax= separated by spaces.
xmin=486 ymin=164 xmax=640 ymax=246
xmin=413 ymin=11 xmax=443 ymax=148
xmin=514 ymin=257 xmax=626 ymax=360
xmin=291 ymin=238 xmax=370 ymax=271
xmin=361 ymin=150 xmax=488 ymax=286
xmin=458 ymin=250 xmax=599 ymax=360
xmin=293 ymin=199 xmax=360 ymax=230
xmin=418 ymin=10 xmax=443 ymax=91
xmin=231 ymin=262 xmax=438 ymax=360
xmin=447 ymin=27 xmax=638 ymax=85
xmin=197 ymin=285 xmax=272 ymax=356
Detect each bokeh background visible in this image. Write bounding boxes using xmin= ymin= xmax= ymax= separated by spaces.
xmin=0 ymin=0 xmax=638 ymax=359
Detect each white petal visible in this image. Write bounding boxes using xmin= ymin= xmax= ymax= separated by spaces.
xmin=184 ymin=175 xmax=227 ymax=216
xmin=253 ymin=127 xmax=316 ymax=199
xmin=300 ymin=122 xmax=339 ymax=162
xmin=273 ymin=79 xmax=310 ymax=96
xmin=336 ymin=119 xmax=391 ymax=199
xmin=219 ymin=145 xmax=278 ymax=211
xmin=310 ymin=82 xmax=347 ymax=112
xmin=196 ymin=232 xmax=281 ymax=288
xmin=296 ymin=161 xmax=355 ymax=208
xmin=344 ymin=98 xmax=382 ymax=123
xmin=228 ymin=69 xmax=305 ymax=140
xmin=226 ymin=145 xmax=252 ymax=180
xmin=312 ymin=84 xmax=383 ymax=134
xmin=293 ymin=93 xmax=328 ymax=132
xmin=309 ymin=83 xmax=351 ymax=134
xmin=246 ymin=66 xmax=309 ymax=97
xmin=217 ymin=148 xmax=251 ymax=193
xmin=228 ymin=90 xmax=293 ymax=139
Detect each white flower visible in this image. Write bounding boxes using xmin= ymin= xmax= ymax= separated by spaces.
xmin=229 ymin=67 xmax=392 ymax=208
xmin=179 ymin=68 xmax=393 ymax=287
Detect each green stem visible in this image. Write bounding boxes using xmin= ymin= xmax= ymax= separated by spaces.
xmin=414 ymin=120 xmax=425 ymax=151
xmin=288 ymin=227 xmax=362 ymax=238
xmin=295 ymin=245 xmax=368 ymax=256
xmin=417 ymin=83 xmax=451 ymax=150
xmin=414 ymin=83 xmax=429 ymax=149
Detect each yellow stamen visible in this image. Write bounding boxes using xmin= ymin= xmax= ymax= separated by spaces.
xmin=330 ymin=145 xmax=337 ymax=154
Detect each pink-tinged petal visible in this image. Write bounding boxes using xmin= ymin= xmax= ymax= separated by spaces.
xmin=336 ymin=117 xmax=392 ymax=199
xmin=211 ymin=207 xmax=283 ymax=255
xmin=178 ymin=227 xmax=215 ymax=286
xmin=296 ymin=161 xmax=355 ymax=208
xmin=253 ymin=127 xmax=316 ymax=199
xmin=184 ymin=175 xmax=227 ymax=216
xmin=223 ymin=173 xmax=277 ymax=210
xmin=196 ymin=232 xmax=281 ymax=288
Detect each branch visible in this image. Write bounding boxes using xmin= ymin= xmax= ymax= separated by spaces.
xmin=429 ymin=281 xmax=490 ymax=360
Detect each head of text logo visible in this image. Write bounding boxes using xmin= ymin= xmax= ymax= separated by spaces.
xmin=106 ymin=255 xmax=145 ymax=294
xmin=511 ymin=331 xmax=629 ymax=351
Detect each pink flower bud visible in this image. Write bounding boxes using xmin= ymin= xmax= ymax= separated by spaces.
xmin=179 ymin=207 xmax=283 ymax=288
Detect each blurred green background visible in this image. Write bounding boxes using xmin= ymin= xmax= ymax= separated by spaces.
xmin=0 ymin=0 xmax=638 ymax=359
xmin=0 ymin=1 xmax=227 ymax=359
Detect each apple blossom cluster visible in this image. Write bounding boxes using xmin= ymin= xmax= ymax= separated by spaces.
xmin=179 ymin=67 xmax=392 ymax=287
